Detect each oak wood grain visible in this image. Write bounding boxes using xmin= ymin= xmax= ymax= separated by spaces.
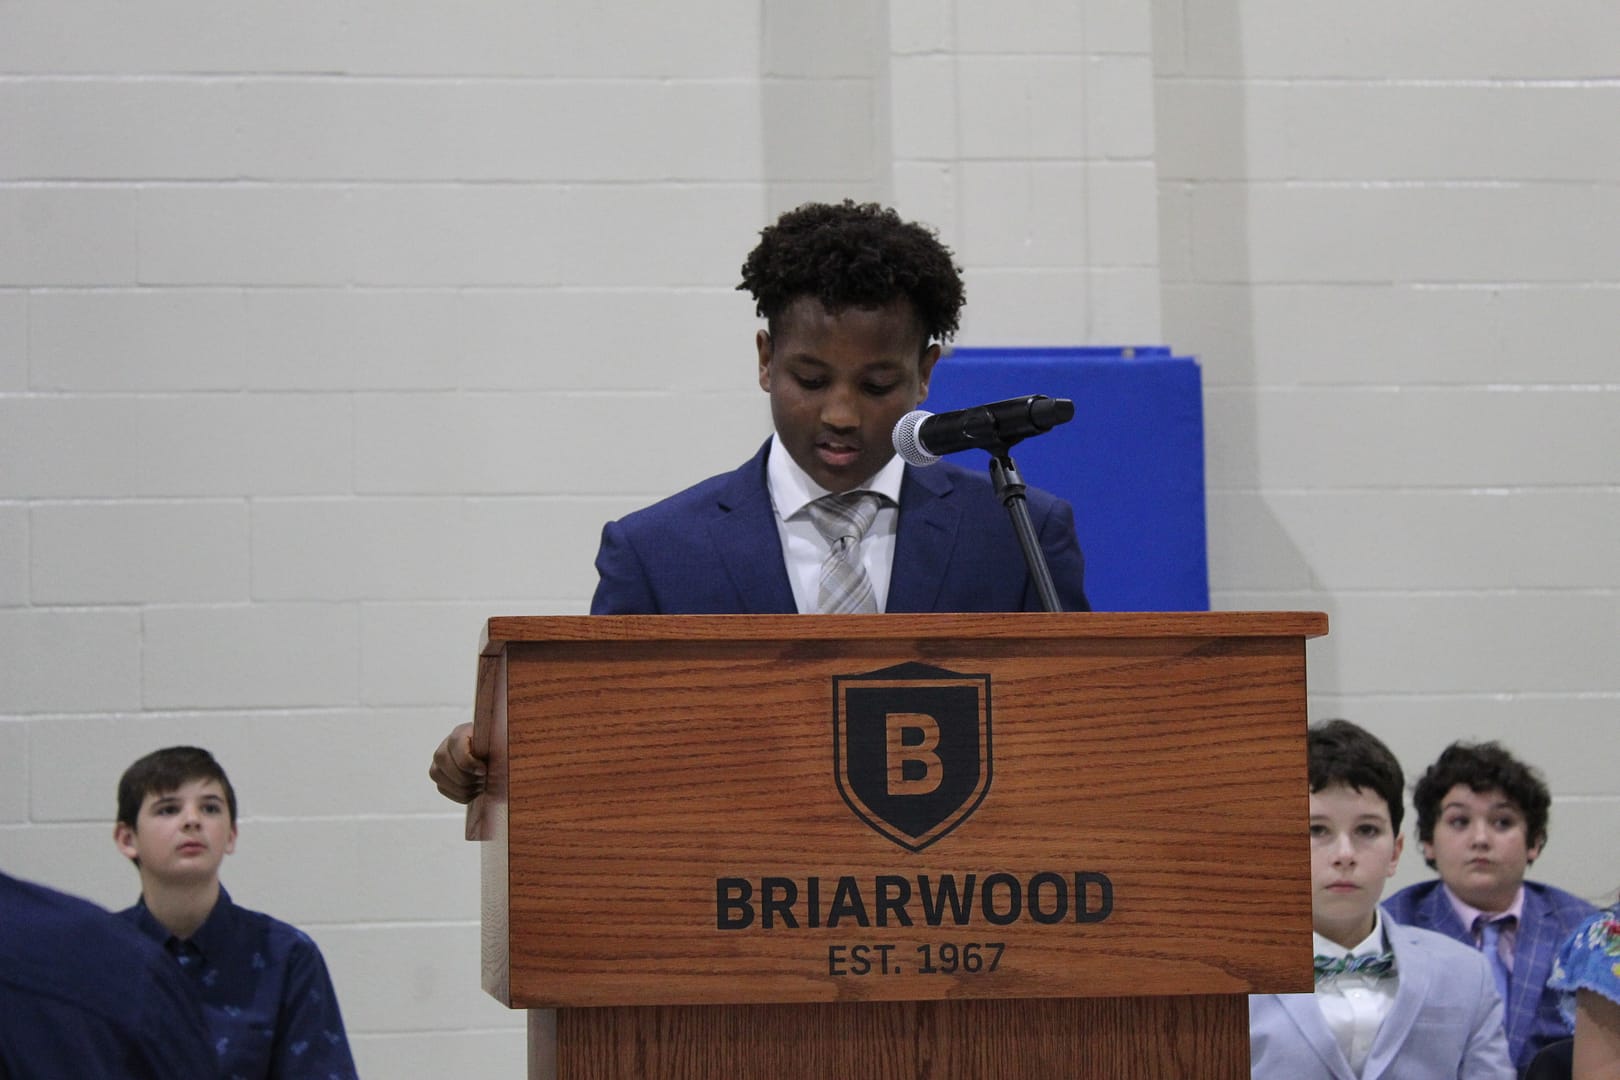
xmin=479 ymin=613 xmax=1324 ymax=1078
xmin=546 ymin=995 xmax=1247 ymax=1080
xmin=482 ymin=614 xmax=1320 ymax=1010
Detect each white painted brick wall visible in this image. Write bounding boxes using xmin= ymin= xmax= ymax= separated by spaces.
xmin=2 ymin=81 xmax=242 ymax=181
xmin=957 ymin=57 xmax=1089 ymax=159
xmin=1085 ymin=55 xmax=1157 ymax=160
xmin=28 ymin=708 xmax=463 ymax=823
xmin=0 ymin=721 xmax=27 ymax=824
xmin=0 ymin=395 xmax=353 ymax=497
xmin=1166 ymin=284 xmax=1620 ymax=387
xmin=0 ymin=294 xmax=24 ymax=390
xmin=957 ymin=0 xmax=1086 ymax=52
xmin=0 ymin=188 xmax=138 ymax=285
xmin=142 ymin=603 xmax=362 ymax=709
xmin=0 ymin=1 xmax=761 ymax=78
xmin=31 ymin=290 xmax=248 ymax=391
xmin=1182 ymin=0 xmax=1620 ymax=80
xmin=32 ymin=500 xmax=251 ymax=604
xmin=1189 ymin=184 xmax=1620 ymax=284
xmin=1 ymin=609 xmax=143 ymax=713
xmin=890 ymin=0 xmax=1164 ymax=345
xmin=1159 ymin=82 xmax=1620 ymax=183
xmin=6 ymin=1 xmax=1614 ymax=1074
xmin=1158 ymin=0 xmax=1620 ymax=902
xmin=1210 ymin=491 xmax=1620 ymax=592
xmin=0 ymin=506 xmax=27 ymax=605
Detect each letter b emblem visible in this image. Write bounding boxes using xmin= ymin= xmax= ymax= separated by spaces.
xmin=834 ymin=663 xmax=992 ymax=852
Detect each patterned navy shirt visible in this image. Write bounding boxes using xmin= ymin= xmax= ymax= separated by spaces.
xmin=120 ymin=886 xmax=359 ymax=1080
xmin=1 ymin=871 xmax=215 ymax=1079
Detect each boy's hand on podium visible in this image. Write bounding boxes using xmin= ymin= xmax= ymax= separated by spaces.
xmin=430 ymin=722 xmax=486 ymax=804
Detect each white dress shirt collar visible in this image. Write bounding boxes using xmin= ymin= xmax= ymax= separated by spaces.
xmin=764 ymin=435 xmax=905 ymax=614
xmin=1313 ymin=910 xmax=1399 ymax=1078
xmin=765 ymin=433 xmax=906 ymax=516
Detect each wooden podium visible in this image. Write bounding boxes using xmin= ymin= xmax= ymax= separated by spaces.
xmin=470 ymin=611 xmax=1327 ymax=1079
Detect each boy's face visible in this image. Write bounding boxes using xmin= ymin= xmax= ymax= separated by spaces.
xmin=114 ymin=777 xmax=237 ymax=885
xmin=757 ymin=295 xmax=939 ymax=494
xmin=1421 ymin=784 xmax=1540 ymax=912
xmin=1309 ymin=783 xmax=1403 ymax=949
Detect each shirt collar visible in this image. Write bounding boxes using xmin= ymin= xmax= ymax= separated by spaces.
xmin=130 ymin=885 xmax=236 ymax=961
xmin=1313 ymin=907 xmax=1389 ymax=959
xmin=1442 ymin=882 xmax=1524 ymax=932
xmin=185 ymin=885 xmax=235 ymax=961
xmin=126 ymin=894 xmax=169 ymax=944
xmin=765 ymin=433 xmax=905 ymax=521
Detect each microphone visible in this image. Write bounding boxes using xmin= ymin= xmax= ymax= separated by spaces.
xmin=892 ymin=395 xmax=1075 ymax=466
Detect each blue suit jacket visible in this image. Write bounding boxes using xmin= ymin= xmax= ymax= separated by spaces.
xmin=591 ymin=441 xmax=1090 ymax=615
xmin=1250 ymin=921 xmax=1514 ymax=1080
xmin=1383 ymin=879 xmax=1597 ymax=1074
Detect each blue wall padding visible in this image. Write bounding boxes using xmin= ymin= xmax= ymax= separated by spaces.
xmin=925 ymin=347 xmax=1209 ymax=613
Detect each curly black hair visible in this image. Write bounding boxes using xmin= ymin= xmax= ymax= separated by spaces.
xmin=1411 ymin=741 xmax=1551 ymax=866
xmin=738 ymin=200 xmax=965 ymax=347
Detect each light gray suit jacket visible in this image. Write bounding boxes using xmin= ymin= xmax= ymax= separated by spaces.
xmin=1250 ymin=922 xmax=1515 ymax=1080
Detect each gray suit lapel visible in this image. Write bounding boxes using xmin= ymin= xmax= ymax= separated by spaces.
xmin=1362 ymin=926 xmax=1426 ymax=1080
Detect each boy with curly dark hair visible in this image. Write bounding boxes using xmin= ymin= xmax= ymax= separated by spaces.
xmin=597 ymin=197 xmax=1085 ymax=616
xmin=431 ymin=199 xmax=1088 ymax=801
xmin=1383 ymin=740 xmax=1597 ymax=1073
xmin=738 ymin=200 xmax=966 ymax=345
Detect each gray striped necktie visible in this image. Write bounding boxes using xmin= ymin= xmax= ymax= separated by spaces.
xmin=806 ymin=491 xmax=883 ymax=614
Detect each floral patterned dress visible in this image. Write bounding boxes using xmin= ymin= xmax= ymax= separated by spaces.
xmin=1548 ymin=901 xmax=1620 ymax=1024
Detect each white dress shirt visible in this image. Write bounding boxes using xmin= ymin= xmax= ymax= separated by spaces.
xmin=765 ymin=434 xmax=906 ymax=614
xmin=1314 ymin=910 xmax=1401 ymax=1077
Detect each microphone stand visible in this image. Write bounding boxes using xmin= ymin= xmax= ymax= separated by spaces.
xmin=986 ymin=445 xmax=1064 ymax=613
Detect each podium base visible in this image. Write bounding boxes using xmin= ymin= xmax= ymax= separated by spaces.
xmin=531 ymin=995 xmax=1247 ymax=1080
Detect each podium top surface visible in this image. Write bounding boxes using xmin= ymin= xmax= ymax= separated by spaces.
xmin=481 ymin=611 xmax=1328 ymax=655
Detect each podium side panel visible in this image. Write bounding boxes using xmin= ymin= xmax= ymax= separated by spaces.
xmin=481 ymin=652 xmax=512 ymax=1004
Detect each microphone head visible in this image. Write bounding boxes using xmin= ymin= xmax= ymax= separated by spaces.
xmin=1031 ymin=396 xmax=1076 ymax=429
xmin=891 ymin=410 xmax=940 ymax=467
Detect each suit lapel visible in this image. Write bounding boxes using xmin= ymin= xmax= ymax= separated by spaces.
xmin=886 ymin=464 xmax=959 ymax=613
xmin=1276 ymin=995 xmax=1360 ymax=1080
xmin=709 ymin=445 xmax=797 ymax=614
xmin=1417 ymin=884 xmax=1471 ymax=945
xmin=1362 ymin=926 xmax=1426 ymax=1079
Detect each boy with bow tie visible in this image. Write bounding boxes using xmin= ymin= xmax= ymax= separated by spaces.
xmin=1250 ymin=720 xmax=1514 ymax=1079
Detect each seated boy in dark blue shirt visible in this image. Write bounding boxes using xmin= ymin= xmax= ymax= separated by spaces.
xmin=112 ymin=745 xmax=358 ymax=1080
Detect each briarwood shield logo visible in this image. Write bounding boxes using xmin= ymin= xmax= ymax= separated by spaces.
xmin=832 ymin=662 xmax=991 ymax=852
